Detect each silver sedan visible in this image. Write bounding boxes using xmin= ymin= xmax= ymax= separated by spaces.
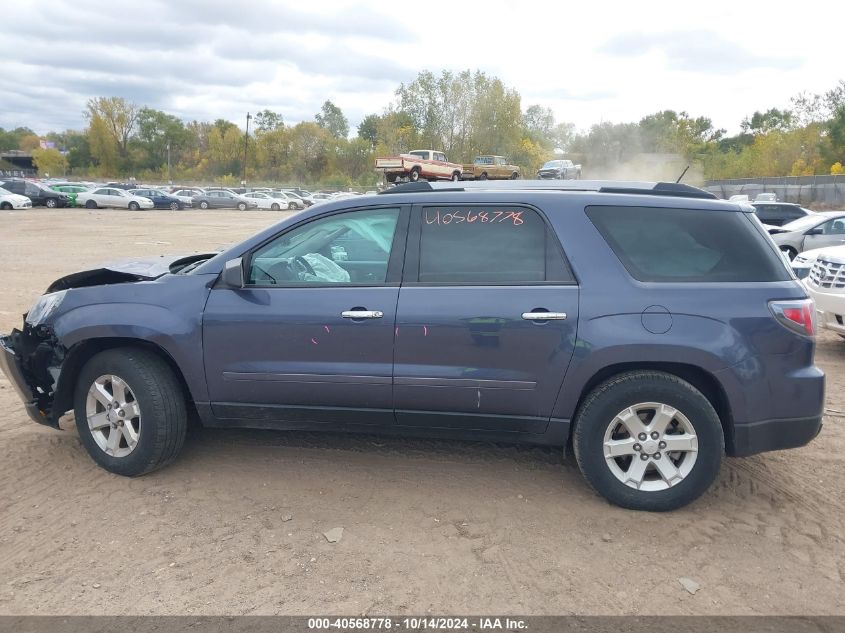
xmin=770 ymin=211 xmax=845 ymax=259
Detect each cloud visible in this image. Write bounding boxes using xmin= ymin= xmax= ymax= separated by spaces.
xmin=599 ymin=30 xmax=802 ymax=73
xmin=0 ymin=0 xmax=415 ymax=133
xmin=0 ymin=1 xmax=827 ymax=136
xmin=526 ymin=87 xmax=618 ymax=102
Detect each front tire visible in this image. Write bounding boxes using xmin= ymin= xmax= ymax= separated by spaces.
xmin=45 ymin=198 xmax=58 ymax=208
xmin=573 ymin=371 xmax=723 ymax=512
xmin=451 ymin=172 xmax=461 ymax=182
xmin=479 ymin=172 xmax=488 ymax=180
xmin=128 ymin=201 xmax=140 ymax=210
xmin=85 ymin=200 xmax=97 ymax=209
xmin=73 ymin=348 xmax=188 ymax=477
xmin=0 ymin=202 xmax=11 ymax=210
xmin=781 ymin=246 xmax=798 ymax=260
xmin=237 ymin=202 xmax=247 ymax=211
xmin=199 ymin=201 xmax=209 ymax=210
xmin=271 ymin=202 xmax=280 ymax=210
xmin=169 ymin=202 xmax=179 ymax=210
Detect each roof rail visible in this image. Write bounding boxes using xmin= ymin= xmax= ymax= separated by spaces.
xmin=379 ymin=179 xmax=717 ymax=200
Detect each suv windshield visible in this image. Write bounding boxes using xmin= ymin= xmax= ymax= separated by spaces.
xmin=542 ymin=161 xmax=563 ymax=169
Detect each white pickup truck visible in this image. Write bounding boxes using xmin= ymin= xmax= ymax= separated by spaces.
xmin=375 ymin=150 xmax=463 ymax=183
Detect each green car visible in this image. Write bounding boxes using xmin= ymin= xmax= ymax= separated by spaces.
xmin=50 ymin=185 xmax=90 ymax=207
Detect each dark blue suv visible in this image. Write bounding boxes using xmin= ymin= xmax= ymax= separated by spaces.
xmin=0 ymin=181 xmax=824 ymax=511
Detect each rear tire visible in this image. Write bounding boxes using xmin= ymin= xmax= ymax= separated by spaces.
xmin=573 ymin=371 xmax=723 ymax=512
xmin=479 ymin=172 xmax=488 ymax=180
xmin=73 ymin=348 xmax=188 ymax=477
xmin=511 ymin=172 xmax=519 ymax=179
xmin=85 ymin=200 xmax=97 ymax=209
xmin=451 ymin=172 xmax=461 ymax=182
xmin=409 ymin=168 xmax=420 ymax=182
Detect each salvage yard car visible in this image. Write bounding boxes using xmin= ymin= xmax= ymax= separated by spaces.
xmin=537 ymin=159 xmax=582 ymax=180
xmin=770 ymin=211 xmax=845 ymax=259
xmin=805 ymin=247 xmax=845 ymax=339
xmin=129 ymin=188 xmax=186 ymax=210
xmin=751 ymin=201 xmax=813 ymax=227
xmin=461 ymin=155 xmax=520 ymax=180
xmin=192 ymin=190 xmax=258 ymax=210
xmin=0 ymin=185 xmax=33 ymax=210
xmin=376 ymin=150 xmax=463 ymax=183
xmin=243 ymin=191 xmax=294 ymax=210
xmin=0 ymin=180 xmax=824 ymax=512
xmin=75 ymin=187 xmax=155 ymax=210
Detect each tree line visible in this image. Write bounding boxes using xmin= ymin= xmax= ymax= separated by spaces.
xmin=2 ymin=70 xmax=845 ymax=186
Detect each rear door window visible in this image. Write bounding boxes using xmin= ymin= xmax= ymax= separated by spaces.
xmin=415 ymin=206 xmax=572 ymax=284
xmin=587 ymin=206 xmax=790 ymax=282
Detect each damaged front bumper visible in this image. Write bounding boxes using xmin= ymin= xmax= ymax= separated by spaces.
xmin=0 ymin=329 xmax=63 ymax=428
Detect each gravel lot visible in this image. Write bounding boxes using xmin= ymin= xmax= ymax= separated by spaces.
xmin=0 ymin=209 xmax=843 ymax=615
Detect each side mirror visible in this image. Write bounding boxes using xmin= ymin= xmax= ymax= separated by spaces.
xmin=220 ymin=257 xmax=245 ymax=288
xmin=805 ymin=227 xmax=823 ymax=236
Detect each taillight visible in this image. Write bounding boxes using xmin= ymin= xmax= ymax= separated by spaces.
xmin=769 ymin=298 xmax=816 ymax=336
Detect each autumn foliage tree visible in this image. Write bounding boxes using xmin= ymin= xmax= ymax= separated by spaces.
xmin=14 ymin=76 xmax=845 ymax=185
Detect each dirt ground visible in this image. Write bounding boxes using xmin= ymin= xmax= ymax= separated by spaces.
xmin=0 ymin=208 xmax=843 ymax=615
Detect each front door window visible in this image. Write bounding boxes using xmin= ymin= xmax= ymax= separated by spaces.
xmin=248 ymin=208 xmax=401 ymax=285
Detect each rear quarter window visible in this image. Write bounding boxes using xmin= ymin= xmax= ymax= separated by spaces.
xmin=586 ymin=205 xmax=790 ymax=282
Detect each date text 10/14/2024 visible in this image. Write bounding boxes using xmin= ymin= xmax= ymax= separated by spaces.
xmin=307 ymin=617 xmax=528 ymax=630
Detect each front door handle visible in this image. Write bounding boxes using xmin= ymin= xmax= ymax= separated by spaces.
xmin=342 ymin=310 xmax=384 ymax=319
xmin=522 ymin=311 xmax=567 ymax=321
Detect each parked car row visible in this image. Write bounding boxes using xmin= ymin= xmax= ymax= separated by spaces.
xmin=0 ymin=177 xmax=366 ymax=211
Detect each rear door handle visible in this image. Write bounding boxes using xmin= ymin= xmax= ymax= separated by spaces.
xmin=342 ymin=310 xmax=384 ymax=319
xmin=522 ymin=311 xmax=567 ymax=321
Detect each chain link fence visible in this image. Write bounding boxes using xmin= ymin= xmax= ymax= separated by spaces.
xmin=705 ymin=176 xmax=845 ymax=207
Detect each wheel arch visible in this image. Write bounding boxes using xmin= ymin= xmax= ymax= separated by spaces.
xmin=567 ymin=362 xmax=735 ymax=455
xmin=53 ymin=337 xmax=196 ymax=423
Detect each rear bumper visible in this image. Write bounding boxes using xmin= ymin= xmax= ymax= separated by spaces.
xmin=731 ymin=415 xmax=823 ymax=456
xmin=0 ymin=335 xmax=52 ymax=427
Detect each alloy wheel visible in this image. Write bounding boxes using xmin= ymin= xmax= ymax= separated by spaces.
xmin=602 ymin=402 xmax=698 ymax=492
xmin=85 ymin=374 xmax=141 ymax=458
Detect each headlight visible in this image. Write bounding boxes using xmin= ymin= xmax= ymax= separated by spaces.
xmin=25 ymin=290 xmax=67 ymax=326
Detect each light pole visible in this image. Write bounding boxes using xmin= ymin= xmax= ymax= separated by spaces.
xmin=166 ymin=141 xmax=172 ymax=185
xmin=242 ymin=112 xmax=252 ymax=188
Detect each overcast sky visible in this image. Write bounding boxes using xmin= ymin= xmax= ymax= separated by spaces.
xmin=3 ymin=0 xmax=843 ymax=136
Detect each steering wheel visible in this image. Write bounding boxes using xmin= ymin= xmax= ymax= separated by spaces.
xmin=293 ymin=255 xmax=316 ymax=279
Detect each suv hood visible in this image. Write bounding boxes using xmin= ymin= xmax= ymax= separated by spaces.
xmin=815 ymin=245 xmax=845 ymax=264
xmin=45 ymin=253 xmax=217 ymax=292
